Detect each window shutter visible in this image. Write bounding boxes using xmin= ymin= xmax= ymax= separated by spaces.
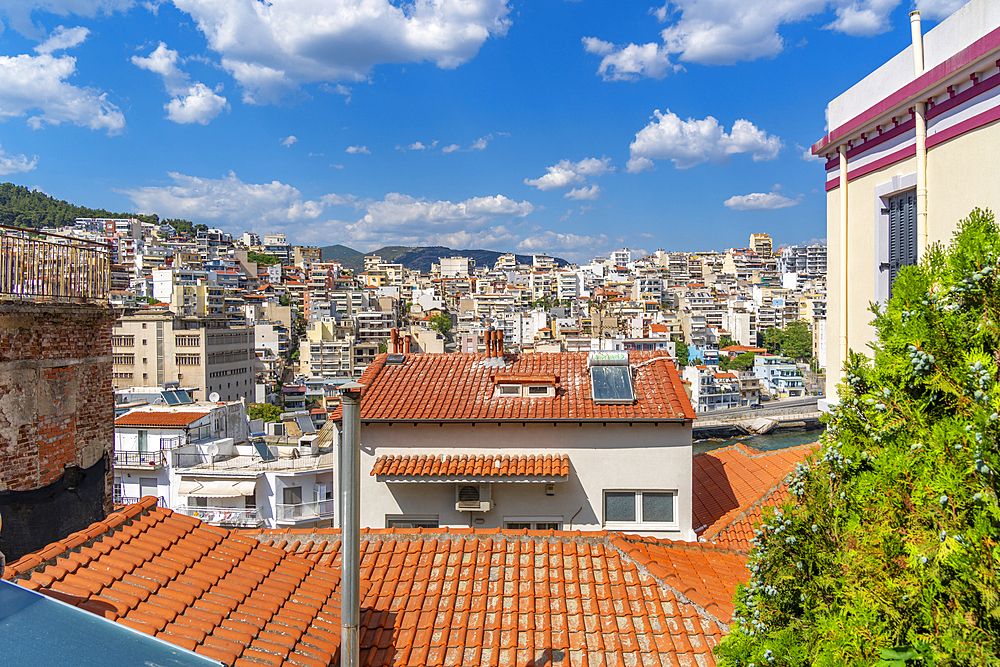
xmin=887 ymin=189 xmax=917 ymax=297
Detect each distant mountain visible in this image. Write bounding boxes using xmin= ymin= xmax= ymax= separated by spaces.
xmin=319 ymin=244 xmax=568 ymax=273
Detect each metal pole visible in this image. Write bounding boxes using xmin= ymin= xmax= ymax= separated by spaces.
xmin=339 ymin=383 xmax=363 ymax=667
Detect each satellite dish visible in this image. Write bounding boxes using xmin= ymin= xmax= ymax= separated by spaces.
xmin=152 ymin=397 xmax=165 ymax=404
xmin=206 ymin=443 xmax=219 ymax=458
xmin=208 ymin=392 xmax=221 ymax=402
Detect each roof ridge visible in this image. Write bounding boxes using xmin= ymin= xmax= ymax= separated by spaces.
xmin=702 ymin=476 xmax=792 ymax=544
xmin=2 ymin=496 xmax=161 ymax=580
xmin=606 ymin=536 xmax=734 ymax=632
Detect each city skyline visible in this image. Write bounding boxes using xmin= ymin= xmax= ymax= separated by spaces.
xmin=0 ymin=0 xmax=965 ymax=261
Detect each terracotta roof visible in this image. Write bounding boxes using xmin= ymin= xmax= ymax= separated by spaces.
xmin=250 ymin=527 xmax=747 ymax=666
xmin=692 ymin=442 xmax=817 ymax=549
xmin=6 ymin=501 xmax=749 ymax=667
xmin=370 ymin=453 xmax=570 ymax=478
xmin=711 ymin=485 xmax=793 ymax=552
xmin=340 ymin=352 xmax=695 ymax=422
xmin=114 ymin=411 xmax=209 ymax=427
xmin=2 ymin=498 xmax=347 ymax=666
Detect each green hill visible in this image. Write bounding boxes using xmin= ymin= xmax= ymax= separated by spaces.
xmin=0 ymin=183 xmax=157 ymax=230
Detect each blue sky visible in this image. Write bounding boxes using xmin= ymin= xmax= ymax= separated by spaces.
xmin=0 ymin=0 xmax=968 ymax=262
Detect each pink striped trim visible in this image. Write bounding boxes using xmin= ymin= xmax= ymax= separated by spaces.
xmin=927 ymin=70 xmax=1000 ymax=121
xmin=825 ymin=144 xmax=916 ymax=191
xmin=927 ymin=102 xmax=1000 ymax=148
xmin=813 ymin=25 xmax=1000 ymax=154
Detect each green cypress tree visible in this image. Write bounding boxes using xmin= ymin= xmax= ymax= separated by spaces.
xmin=716 ymin=209 xmax=1000 ymax=666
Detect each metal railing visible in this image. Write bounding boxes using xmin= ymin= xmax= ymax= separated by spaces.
xmin=175 ymin=506 xmax=263 ymax=527
xmin=114 ymin=495 xmax=166 ymax=507
xmin=276 ymin=500 xmax=335 ymax=522
xmin=114 ymin=451 xmax=168 ymax=468
xmin=0 ymin=225 xmax=110 ymax=301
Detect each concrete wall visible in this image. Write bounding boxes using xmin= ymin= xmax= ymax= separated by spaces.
xmin=0 ymin=300 xmax=115 ymax=560
xmin=356 ymin=421 xmax=694 ymax=539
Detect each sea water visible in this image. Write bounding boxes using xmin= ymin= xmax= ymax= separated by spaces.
xmin=693 ymin=428 xmax=825 ymax=456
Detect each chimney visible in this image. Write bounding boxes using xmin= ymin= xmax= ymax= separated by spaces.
xmin=390 ymin=328 xmax=399 ymax=354
xmin=339 ymin=381 xmax=365 ymax=667
xmin=488 ymin=330 xmax=496 ymax=358
xmin=494 ymin=330 xmax=502 ymax=357
xmin=404 ymin=334 xmax=412 ymax=353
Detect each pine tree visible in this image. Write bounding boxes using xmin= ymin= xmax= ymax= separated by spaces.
xmin=716 ymin=209 xmax=1000 ymax=666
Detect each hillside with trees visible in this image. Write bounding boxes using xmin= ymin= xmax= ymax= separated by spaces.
xmin=320 ymin=243 xmax=566 ymax=273
xmin=0 ymin=182 xmax=169 ymax=230
xmin=717 ymin=209 xmax=1000 ymax=665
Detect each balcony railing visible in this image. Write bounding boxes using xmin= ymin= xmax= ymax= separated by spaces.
xmin=0 ymin=225 xmax=110 ymax=301
xmin=114 ymin=495 xmax=166 ymax=507
xmin=114 ymin=451 xmax=168 ymax=468
xmin=275 ymin=500 xmax=335 ymax=522
xmin=175 ymin=506 xmax=263 ymax=527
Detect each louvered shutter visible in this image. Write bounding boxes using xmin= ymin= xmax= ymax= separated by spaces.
xmin=887 ymin=189 xmax=917 ymax=297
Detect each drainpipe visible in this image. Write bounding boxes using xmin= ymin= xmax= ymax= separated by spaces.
xmin=839 ymin=145 xmax=848 ymax=387
xmin=911 ymin=10 xmax=928 ymax=254
xmin=339 ymin=381 xmax=365 ymax=667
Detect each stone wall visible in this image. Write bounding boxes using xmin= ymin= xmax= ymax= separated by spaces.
xmin=0 ymin=300 xmax=115 ymax=560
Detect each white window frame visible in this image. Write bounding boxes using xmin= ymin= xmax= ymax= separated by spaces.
xmin=497 ymin=384 xmax=521 ymax=396
xmin=385 ymin=515 xmax=439 ymax=529
xmin=503 ymin=516 xmax=564 ymax=530
xmin=874 ymin=173 xmax=918 ymax=305
xmin=602 ymin=490 xmax=678 ymax=531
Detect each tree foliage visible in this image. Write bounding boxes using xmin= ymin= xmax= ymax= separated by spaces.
xmin=761 ymin=320 xmax=813 ymax=361
xmin=716 ymin=209 xmax=1000 ymax=666
xmin=247 ymin=403 xmax=281 ymax=422
xmin=247 ymin=251 xmax=280 ymax=266
xmin=0 ymin=182 xmax=171 ymax=229
xmin=674 ymin=341 xmax=689 ymax=367
xmin=720 ymin=352 xmax=755 ymax=372
xmin=430 ymin=312 xmax=452 ymax=336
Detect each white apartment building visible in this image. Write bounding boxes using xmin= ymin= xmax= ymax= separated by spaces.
xmin=753 ymin=355 xmax=806 ymax=398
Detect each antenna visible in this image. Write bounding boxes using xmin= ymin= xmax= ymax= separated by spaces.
xmin=208 ymin=391 xmax=221 ymax=402
xmin=206 ymin=443 xmax=219 ymax=459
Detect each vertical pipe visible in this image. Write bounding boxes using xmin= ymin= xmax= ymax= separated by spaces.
xmin=910 ymin=11 xmax=928 ymax=254
xmin=340 ymin=385 xmax=363 ymax=667
xmin=838 ymin=146 xmax=848 ymax=388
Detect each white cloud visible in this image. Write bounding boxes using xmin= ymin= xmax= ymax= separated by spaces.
xmin=515 ymin=230 xmax=612 ymax=255
xmin=121 ymin=171 xmax=352 ymax=225
xmin=396 ymin=140 xmax=438 ymax=151
xmin=0 ymin=144 xmax=37 ymax=174
xmin=0 ymin=52 xmax=125 ymax=133
xmin=441 ymin=143 xmax=460 ymax=154
xmin=281 ymin=135 xmax=298 ymax=147
xmin=586 ymin=0 xmax=906 ymax=77
xmin=723 ymin=191 xmax=801 ymax=210
xmin=914 ymin=0 xmax=968 ymax=20
xmin=442 ymin=134 xmax=498 ymax=153
xmin=132 ymin=43 xmax=228 ymax=125
xmin=346 ymin=145 xmax=370 ymax=154
xmin=582 ymin=37 xmax=679 ymax=81
xmin=331 ymin=163 xmax=344 ymax=169
xmin=1 ymin=1 xmax=133 ymax=39
xmin=825 ymin=0 xmax=899 ymax=36
xmin=565 ymin=185 xmax=601 ymax=201
xmin=167 ymin=0 xmax=513 ymax=104
xmin=627 ymin=109 xmax=781 ymax=172
xmin=525 ymin=156 xmax=613 ymax=191
xmin=797 ymin=143 xmax=823 ymax=162
xmin=35 ymin=26 xmax=89 ymax=54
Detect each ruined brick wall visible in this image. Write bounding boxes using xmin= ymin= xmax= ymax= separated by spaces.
xmin=0 ymin=300 xmax=115 ymax=560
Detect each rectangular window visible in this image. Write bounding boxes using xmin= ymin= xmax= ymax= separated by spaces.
xmin=386 ymin=516 xmax=439 ymax=529
xmin=504 ymin=518 xmax=563 ymax=530
xmin=885 ymin=188 xmax=917 ymax=298
xmin=604 ymin=490 xmax=677 ymax=528
xmin=283 ymin=486 xmax=302 ymax=505
xmin=498 ymin=384 xmax=520 ymax=396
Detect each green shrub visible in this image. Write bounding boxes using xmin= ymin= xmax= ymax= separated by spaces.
xmin=715 ymin=209 xmax=1000 ymax=666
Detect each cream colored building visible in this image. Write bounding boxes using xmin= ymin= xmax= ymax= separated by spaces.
xmin=814 ymin=1 xmax=1000 ymax=393
xmin=112 ymin=309 xmax=255 ymax=403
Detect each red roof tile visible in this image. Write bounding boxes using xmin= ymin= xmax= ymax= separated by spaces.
xmin=114 ymin=411 xmax=210 ymax=427
xmin=338 ymin=352 xmax=695 ymax=422
xmin=371 ymin=453 xmax=570 ymax=478
xmin=692 ymin=442 xmax=817 ymax=550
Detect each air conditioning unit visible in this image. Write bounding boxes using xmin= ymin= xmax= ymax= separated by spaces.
xmin=455 ymin=483 xmax=492 ymax=512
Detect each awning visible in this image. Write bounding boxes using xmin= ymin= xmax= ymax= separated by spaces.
xmin=178 ymin=479 xmax=256 ymax=498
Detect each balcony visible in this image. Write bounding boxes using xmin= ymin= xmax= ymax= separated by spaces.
xmin=1 ymin=225 xmax=110 ymax=301
xmin=114 ymin=450 xmax=168 ymax=469
xmin=175 ymin=506 xmax=263 ymax=528
xmin=275 ymin=500 xmax=335 ymax=524
xmin=113 ymin=495 xmax=166 ymax=508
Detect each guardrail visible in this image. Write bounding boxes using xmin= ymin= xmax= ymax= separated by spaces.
xmin=0 ymin=224 xmax=110 ymax=301
xmin=114 ymin=451 xmax=168 ymax=468
xmin=174 ymin=506 xmax=263 ymax=527
xmin=113 ymin=495 xmax=166 ymax=507
xmin=276 ymin=500 xmax=335 ymax=522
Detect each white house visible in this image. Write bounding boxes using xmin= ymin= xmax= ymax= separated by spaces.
xmin=341 ymin=347 xmax=697 ymax=539
xmin=753 ymin=355 xmax=806 ymax=398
